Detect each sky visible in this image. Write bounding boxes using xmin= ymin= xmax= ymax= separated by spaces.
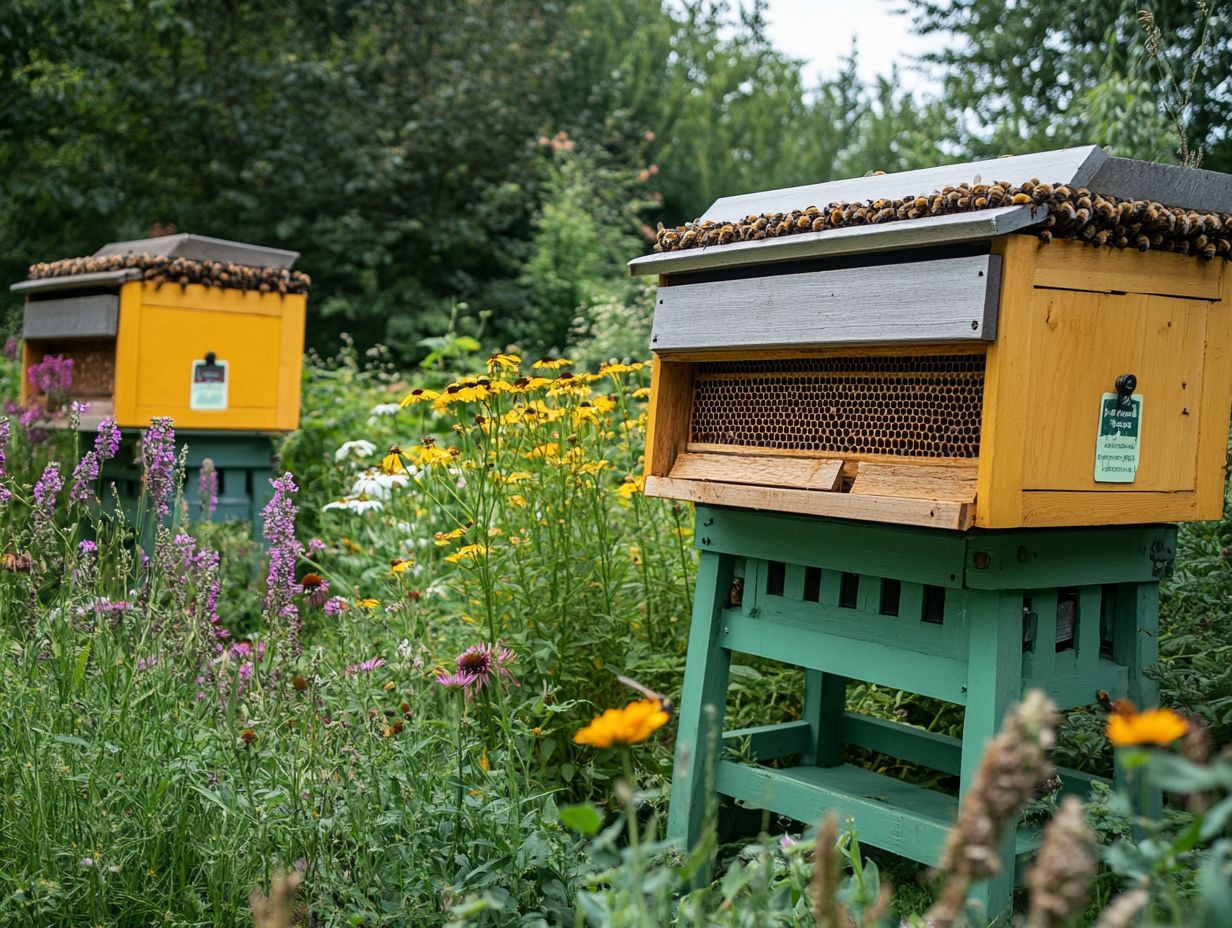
xmin=759 ymin=0 xmax=946 ymax=94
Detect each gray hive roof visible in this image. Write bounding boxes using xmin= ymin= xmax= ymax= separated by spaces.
xmin=629 ymin=145 xmax=1232 ymax=277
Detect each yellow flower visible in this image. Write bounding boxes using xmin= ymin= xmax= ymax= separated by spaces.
xmin=532 ymin=357 xmax=573 ymax=370
xmin=380 ymin=446 xmax=406 ymax=475
xmin=357 ymin=598 xmax=380 ymax=609
xmin=500 ymin=471 xmax=534 ymax=485
xmin=578 ymin=460 xmax=609 ymax=476
xmin=486 ymin=379 xmax=518 ymax=395
xmin=617 ymin=476 xmax=645 ymax=500
xmin=434 ymin=379 xmax=490 ymax=410
xmin=511 ymin=376 xmax=552 ymax=393
xmin=572 ymin=403 xmax=603 ymax=426
xmin=487 ymin=353 xmax=521 ymax=374
xmin=548 ymin=372 xmax=593 ymax=395
xmin=591 ymin=395 xmax=616 ymax=413
xmin=502 ymin=400 xmax=564 ymax=425
xmin=573 ymin=699 xmax=670 ymax=748
xmin=526 ymin=442 xmax=560 ymax=461
xmin=508 ymin=494 xmax=528 ymax=509
xmin=399 ymin=388 xmax=440 ymax=408
xmin=632 ymin=387 xmax=651 ymax=399
xmin=599 ymin=361 xmax=645 ymax=376
xmin=444 ymin=543 xmax=490 ymax=564
xmin=479 ymin=747 xmax=491 ymax=771
xmin=1107 ymin=707 xmax=1188 ymax=747
xmin=390 ymin=559 xmax=413 ymax=575
xmin=434 ymin=526 xmax=468 ymax=546
xmin=416 ymin=444 xmax=454 ymax=467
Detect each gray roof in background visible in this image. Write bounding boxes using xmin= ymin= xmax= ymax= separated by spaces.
xmin=630 ymin=146 xmax=1232 ymax=277
xmin=93 ymin=233 xmax=299 ymax=268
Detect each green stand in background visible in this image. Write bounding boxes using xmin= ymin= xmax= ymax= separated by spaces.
xmin=103 ymin=431 xmax=276 ymax=543
xmin=668 ymin=505 xmax=1172 ymax=922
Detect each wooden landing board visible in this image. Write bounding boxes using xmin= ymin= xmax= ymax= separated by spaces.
xmin=850 ymin=462 xmax=978 ymax=503
xmin=668 ymin=451 xmax=842 ymax=491
xmin=645 ymin=474 xmax=975 ymax=529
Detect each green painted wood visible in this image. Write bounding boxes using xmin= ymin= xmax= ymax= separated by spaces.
xmin=1024 ymin=661 xmax=1128 ymax=710
xmin=1056 ymin=765 xmax=1111 ymax=798
xmin=959 ymin=588 xmax=1024 ymax=923
xmin=723 ymin=720 xmax=812 ymax=761
xmin=1112 ymin=582 xmax=1163 ymax=821
xmin=1076 ymin=586 xmax=1103 ymax=674
xmin=1025 ymin=588 xmax=1058 ymax=679
xmin=963 ymin=525 xmax=1176 ymax=589
xmin=695 ymin=506 xmax=968 ymax=588
xmin=806 ymin=672 xmax=846 ymax=767
xmin=667 ymin=551 xmax=736 ymax=857
xmin=720 ymin=609 xmax=969 ymax=703
xmin=783 ymin=562 xmax=807 ymax=600
xmin=714 ymin=760 xmax=954 ymax=863
xmin=744 ymin=594 xmax=956 ymax=657
xmin=840 ymin=712 xmax=961 ymax=776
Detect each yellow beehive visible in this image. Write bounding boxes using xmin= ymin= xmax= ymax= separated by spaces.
xmin=632 ymin=147 xmax=1232 ymax=530
xmin=14 ymin=234 xmax=306 ymax=433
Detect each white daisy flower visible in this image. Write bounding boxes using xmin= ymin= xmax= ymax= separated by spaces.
xmin=334 ymin=439 xmax=377 ymax=462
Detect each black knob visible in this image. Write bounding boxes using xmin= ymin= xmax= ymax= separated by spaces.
xmin=1115 ymin=373 xmax=1137 ymax=398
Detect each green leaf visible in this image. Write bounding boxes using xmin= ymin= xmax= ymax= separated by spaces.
xmin=70 ymin=642 xmax=90 ymax=694
xmin=558 ymin=802 xmax=603 ymax=836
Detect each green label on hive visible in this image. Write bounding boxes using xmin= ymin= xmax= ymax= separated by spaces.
xmin=1094 ymin=393 xmax=1141 ymax=483
xmin=190 ymin=359 xmax=229 ymax=411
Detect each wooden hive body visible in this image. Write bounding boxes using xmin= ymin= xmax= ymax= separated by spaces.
xmin=634 ymin=147 xmax=1232 ymax=529
xmin=14 ymin=235 xmax=306 ymax=433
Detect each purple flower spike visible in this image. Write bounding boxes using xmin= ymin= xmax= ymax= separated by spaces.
xmin=142 ymin=417 xmax=176 ymax=518
xmin=262 ymin=473 xmax=304 ymax=656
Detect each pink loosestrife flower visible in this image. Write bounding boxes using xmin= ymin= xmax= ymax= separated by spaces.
xmin=0 ymin=418 xmax=11 ymax=502
xmin=262 ymin=473 xmax=304 ymax=656
xmin=142 ymin=417 xmax=176 ymax=518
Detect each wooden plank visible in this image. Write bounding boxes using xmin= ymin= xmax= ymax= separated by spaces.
xmin=687 ymin=442 xmax=978 ymax=469
xmin=851 ymin=462 xmax=977 ymax=503
xmin=661 ymin=342 xmax=987 ymax=362
xmin=840 ymin=712 xmax=962 ymax=776
xmin=714 ymin=760 xmax=956 ymax=863
xmin=629 ymin=206 xmax=1041 ymax=277
xmin=669 ymin=452 xmax=841 ymax=491
xmin=975 ymin=235 xmax=1036 ymax=528
xmin=1194 ymin=262 xmax=1232 ymax=520
xmin=10 ymin=268 xmax=142 ymax=293
xmin=1032 ymin=246 xmax=1222 ymax=300
xmin=692 ymin=504 xmax=969 ymax=588
xmin=1021 ymin=289 xmax=1204 ymax=494
xmin=112 ymin=280 xmax=143 ymax=426
xmin=723 ymin=720 xmax=813 ymax=761
xmin=1018 ymin=490 xmax=1198 ymax=527
xmin=23 ymin=295 xmax=119 ymax=339
xmin=699 ymin=147 xmax=1106 ymax=223
xmin=647 ymin=475 xmax=974 ymax=529
xmin=720 ymin=610 xmax=970 ymax=703
xmin=644 ymin=356 xmax=695 ymax=478
xmin=963 ymin=524 xmax=1175 ymax=589
xmin=651 ymin=255 xmax=1001 ymax=350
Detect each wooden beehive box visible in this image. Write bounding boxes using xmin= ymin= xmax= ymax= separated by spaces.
xmin=632 ymin=147 xmax=1232 ymax=530
xmin=13 ymin=234 xmax=307 ymax=432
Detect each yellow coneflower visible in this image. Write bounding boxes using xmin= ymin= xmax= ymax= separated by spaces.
xmin=380 ymin=446 xmax=406 ymax=475
xmin=390 ymin=559 xmax=413 ymax=575
xmin=357 ymin=598 xmax=380 ymax=609
xmin=617 ymin=476 xmax=645 ymax=500
xmin=399 ymin=387 xmax=441 ymax=408
xmin=499 ymin=471 xmax=533 ymax=485
xmin=1107 ymin=707 xmax=1188 ymax=747
xmin=573 ymin=699 xmax=669 ymax=748
xmin=631 ymin=387 xmax=652 ymax=399
xmin=598 ymin=361 xmax=645 ymax=376
xmin=532 ymin=357 xmax=573 ymax=370
xmin=526 ymin=442 xmax=560 ymax=461
xmin=415 ymin=444 xmax=453 ymax=467
xmin=433 ymin=526 xmax=468 ymax=546
xmin=508 ymin=494 xmax=528 ymax=509
xmin=487 ymin=353 xmax=521 ymax=374
xmin=444 ymin=543 xmax=490 ymax=564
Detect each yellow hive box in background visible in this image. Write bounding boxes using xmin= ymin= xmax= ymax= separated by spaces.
xmin=15 ymin=234 xmax=306 ymax=433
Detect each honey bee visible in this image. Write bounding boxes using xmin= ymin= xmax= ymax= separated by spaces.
xmin=616 ymin=675 xmax=674 ymax=718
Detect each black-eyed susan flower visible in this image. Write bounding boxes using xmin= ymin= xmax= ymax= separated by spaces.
xmin=380 ymin=446 xmax=407 ymax=475
xmin=399 ymin=387 xmax=440 ymax=408
xmin=1107 ymin=706 xmax=1188 ymax=747
xmin=444 ymin=543 xmax=490 ymax=564
xmin=487 ymin=353 xmax=521 ymax=374
xmin=434 ymin=526 xmax=468 ymax=546
xmin=573 ymin=699 xmax=669 ymax=748
xmin=532 ymin=357 xmax=573 ymax=370
xmin=390 ymin=559 xmax=413 ymax=575
xmin=356 ymin=597 xmax=380 ymax=609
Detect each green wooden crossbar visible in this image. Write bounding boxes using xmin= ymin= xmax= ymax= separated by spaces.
xmin=671 ymin=506 xmax=1171 ymax=922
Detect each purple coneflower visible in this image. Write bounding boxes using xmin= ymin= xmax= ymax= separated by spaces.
xmin=142 ymin=417 xmax=176 ymax=518
xmin=435 ymin=643 xmax=519 ymax=699
xmin=345 ymin=656 xmax=387 ymax=676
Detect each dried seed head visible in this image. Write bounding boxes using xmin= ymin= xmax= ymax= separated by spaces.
xmin=1024 ymin=796 xmax=1096 ymax=928
xmin=1092 ymin=884 xmax=1150 ymax=928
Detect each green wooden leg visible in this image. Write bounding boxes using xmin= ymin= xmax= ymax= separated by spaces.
xmin=802 ymin=670 xmax=846 ymax=767
xmin=1112 ymin=582 xmax=1163 ymax=821
xmin=667 ymin=550 xmax=735 ymax=858
xmin=960 ymin=589 xmax=1024 ymax=925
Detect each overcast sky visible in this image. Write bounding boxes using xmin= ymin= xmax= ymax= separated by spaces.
xmin=760 ymin=0 xmax=945 ymax=94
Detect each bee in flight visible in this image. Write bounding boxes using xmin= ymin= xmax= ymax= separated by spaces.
xmin=617 ymin=675 xmax=674 ymax=718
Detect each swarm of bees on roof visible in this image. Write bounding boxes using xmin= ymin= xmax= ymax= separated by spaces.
xmin=654 ymin=179 xmax=1232 ymax=261
xmin=26 ymin=252 xmax=311 ymax=294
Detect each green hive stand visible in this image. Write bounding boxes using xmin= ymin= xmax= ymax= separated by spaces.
xmin=668 ymin=504 xmax=1173 ymax=921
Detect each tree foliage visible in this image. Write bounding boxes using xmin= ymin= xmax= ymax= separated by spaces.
xmin=2 ymin=0 xmax=1227 ymax=357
